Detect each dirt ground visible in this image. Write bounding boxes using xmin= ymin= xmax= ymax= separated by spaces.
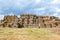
xmin=45 ymin=28 xmax=60 ymax=34
xmin=0 ymin=28 xmax=60 ymax=40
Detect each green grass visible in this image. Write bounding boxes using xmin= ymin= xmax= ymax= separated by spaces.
xmin=0 ymin=28 xmax=52 ymax=35
xmin=0 ymin=28 xmax=60 ymax=40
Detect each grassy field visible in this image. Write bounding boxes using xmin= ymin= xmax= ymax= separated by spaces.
xmin=0 ymin=28 xmax=60 ymax=40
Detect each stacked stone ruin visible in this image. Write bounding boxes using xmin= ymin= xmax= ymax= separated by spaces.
xmin=0 ymin=14 xmax=60 ymax=28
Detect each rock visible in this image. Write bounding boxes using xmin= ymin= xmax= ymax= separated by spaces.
xmin=0 ymin=14 xmax=60 ymax=28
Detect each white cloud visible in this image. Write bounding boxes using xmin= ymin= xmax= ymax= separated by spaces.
xmin=17 ymin=15 xmax=20 ymax=18
xmin=34 ymin=7 xmax=46 ymax=10
xmin=7 ymin=12 xmax=14 ymax=16
xmin=52 ymin=13 xmax=58 ymax=16
xmin=0 ymin=15 xmax=4 ymax=20
xmin=0 ymin=0 xmax=60 ymax=18
xmin=51 ymin=0 xmax=60 ymax=4
xmin=34 ymin=0 xmax=41 ymax=4
xmin=54 ymin=7 xmax=60 ymax=12
xmin=52 ymin=13 xmax=60 ymax=18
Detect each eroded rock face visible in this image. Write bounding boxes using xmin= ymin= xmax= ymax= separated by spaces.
xmin=0 ymin=15 xmax=23 ymax=28
xmin=0 ymin=14 xmax=60 ymax=28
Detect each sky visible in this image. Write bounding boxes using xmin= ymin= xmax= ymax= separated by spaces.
xmin=0 ymin=0 xmax=60 ymax=19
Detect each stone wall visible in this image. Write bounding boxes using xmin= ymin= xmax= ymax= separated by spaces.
xmin=0 ymin=14 xmax=60 ymax=28
xmin=0 ymin=15 xmax=23 ymax=28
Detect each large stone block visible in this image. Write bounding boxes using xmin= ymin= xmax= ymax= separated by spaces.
xmin=0 ymin=14 xmax=60 ymax=28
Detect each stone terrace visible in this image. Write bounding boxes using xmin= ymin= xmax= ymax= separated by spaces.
xmin=0 ymin=14 xmax=60 ymax=28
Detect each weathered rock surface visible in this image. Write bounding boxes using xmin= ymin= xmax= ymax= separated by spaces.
xmin=0 ymin=14 xmax=60 ymax=28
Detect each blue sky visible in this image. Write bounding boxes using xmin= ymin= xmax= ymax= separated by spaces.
xmin=0 ymin=0 xmax=60 ymax=19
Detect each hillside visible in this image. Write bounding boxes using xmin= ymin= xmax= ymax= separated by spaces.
xmin=0 ymin=28 xmax=60 ymax=40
